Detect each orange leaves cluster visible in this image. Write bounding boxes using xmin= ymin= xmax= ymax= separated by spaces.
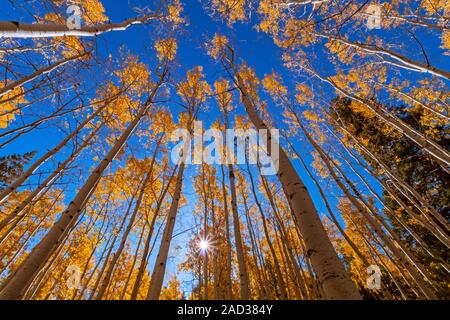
xmin=325 ymin=40 xmax=356 ymax=64
xmin=262 ymin=72 xmax=287 ymax=98
xmin=214 ymin=79 xmax=234 ymax=112
xmin=177 ymin=66 xmax=212 ymax=105
xmin=258 ymin=0 xmax=282 ymax=36
xmin=238 ymin=64 xmax=260 ymax=102
xmin=295 ymin=84 xmax=314 ymax=107
xmin=155 ymin=38 xmax=178 ymax=62
xmin=440 ymin=30 xmax=450 ymax=55
xmin=114 ymin=56 xmax=151 ymax=96
xmin=278 ymin=19 xmax=316 ymax=49
xmin=0 ymin=83 xmax=26 ymax=128
xmin=160 ymin=275 xmax=183 ymax=300
xmin=167 ymin=0 xmax=185 ymax=26
xmin=207 ymin=33 xmax=229 ymax=59
xmin=211 ymin=0 xmax=247 ymax=25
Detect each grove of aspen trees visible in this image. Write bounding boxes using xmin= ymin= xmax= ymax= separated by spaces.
xmin=0 ymin=0 xmax=448 ymax=300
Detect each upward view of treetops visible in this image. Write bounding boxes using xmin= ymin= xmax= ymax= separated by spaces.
xmin=0 ymin=0 xmax=448 ymax=301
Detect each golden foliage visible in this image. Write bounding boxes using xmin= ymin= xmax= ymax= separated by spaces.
xmin=207 ymin=33 xmax=229 ymax=59
xmin=262 ymin=72 xmax=287 ymax=97
xmin=0 ymin=83 xmax=26 ymax=128
xmin=177 ymin=66 xmax=212 ymax=104
xmin=211 ymin=0 xmax=247 ymax=25
xmin=155 ymin=38 xmax=178 ymax=62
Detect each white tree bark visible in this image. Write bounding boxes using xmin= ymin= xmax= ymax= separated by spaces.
xmin=0 ymin=51 xmax=87 ymax=99
xmin=0 ymin=69 xmax=167 ymax=300
xmin=0 ymin=16 xmax=161 ymax=38
xmin=225 ymin=53 xmax=361 ymax=300
xmin=146 ymin=164 xmax=185 ymax=300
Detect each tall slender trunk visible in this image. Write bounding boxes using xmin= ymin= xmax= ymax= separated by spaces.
xmin=227 ymin=163 xmax=250 ymax=299
xmin=220 ymin=165 xmax=233 ymax=299
xmin=146 ymin=163 xmax=185 ymax=300
xmin=300 ymin=118 xmax=438 ymax=299
xmin=326 ymin=125 xmax=450 ymax=247
xmin=0 ymin=100 xmax=107 ymax=205
xmin=316 ymin=33 xmax=450 ymax=80
xmin=0 ymin=120 xmax=104 ymax=233
xmin=224 ymin=53 xmax=360 ymax=299
xmin=0 ymin=51 xmax=88 ymax=98
xmin=130 ymin=164 xmax=177 ymax=300
xmin=306 ymin=65 xmax=450 ymax=170
xmin=0 ymin=15 xmax=162 ymax=38
xmin=328 ymin=119 xmax=449 ymax=232
xmin=245 ymin=157 xmax=287 ymax=299
xmin=285 ymin=137 xmax=371 ymax=268
xmin=0 ymin=68 xmax=167 ymax=300
xmin=94 ymin=174 xmax=150 ymax=300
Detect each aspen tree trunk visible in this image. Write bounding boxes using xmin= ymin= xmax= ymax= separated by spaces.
xmin=278 ymin=229 xmax=309 ymax=299
xmin=306 ymin=66 xmax=450 ymax=170
xmin=368 ymin=225 xmax=425 ymax=299
xmin=286 ymin=138 xmax=371 ymax=268
xmin=201 ymin=165 xmax=209 ymax=300
xmin=227 ymin=163 xmax=250 ymax=299
xmin=277 ymin=179 xmax=323 ymax=300
xmin=273 ymin=228 xmax=297 ymax=299
xmin=241 ymin=199 xmax=269 ymax=299
xmin=371 ymin=79 xmax=449 ymax=119
xmin=220 ymin=165 xmax=233 ymax=300
xmin=369 ymin=247 xmax=407 ymax=300
xmin=0 ymin=51 xmax=88 ymax=99
xmin=94 ymin=175 xmax=150 ymax=300
xmin=21 ymin=202 xmax=90 ymax=299
xmin=95 ymin=137 xmax=161 ymax=299
xmin=328 ymin=118 xmax=450 ymax=230
xmin=210 ymin=197 xmax=222 ymax=300
xmin=120 ymin=225 xmax=146 ymax=299
xmin=336 ymin=160 xmax=440 ymax=292
xmin=338 ymin=150 xmax=450 ymax=270
xmin=302 ymin=121 xmax=438 ymax=299
xmin=146 ymin=164 xmax=185 ymax=300
xmin=224 ymin=54 xmax=361 ymax=300
xmin=85 ymin=204 xmax=132 ymax=300
xmin=75 ymin=232 xmax=114 ymax=299
xmin=221 ymin=104 xmax=250 ymax=299
xmin=1 ymin=212 xmax=49 ymax=272
xmin=245 ymin=157 xmax=288 ymax=299
xmin=0 ymin=121 xmax=104 ymax=233
xmin=0 ymin=15 xmax=162 ymax=38
xmin=0 ymin=69 xmax=167 ymax=300
xmin=72 ymin=213 xmax=110 ymax=300
xmin=326 ymin=125 xmax=450 ymax=247
xmin=259 ymin=173 xmax=310 ymax=299
xmin=315 ymin=33 xmax=450 ymax=80
xmin=89 ymin=235 xmax=120 ymax=299
xmin=0 ymin=98 xmax=108 ymax=204
xmin=264 ymin=184 xmax=311 ymax=299
xmin=130 ymin=165 xmax=178 ymax=300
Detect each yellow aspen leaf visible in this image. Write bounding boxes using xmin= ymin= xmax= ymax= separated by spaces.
xmin=207 ymin=33 xmax=229 ymax=59
xmin=155 ymin=38 xmax=178 ymax=61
